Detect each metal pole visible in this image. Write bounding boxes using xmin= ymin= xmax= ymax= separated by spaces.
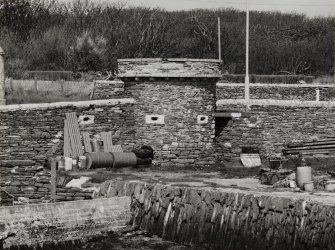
xmin=0 ymin=46 xmax=6 ymax=105
xmin=245 ymin=0 xmax=250 ymax=101
xmin=218 ymin=17 xmax=222 ymax=61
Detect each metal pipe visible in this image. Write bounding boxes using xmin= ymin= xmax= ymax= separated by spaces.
xmin=0 ymin=46 xmax=6 ymax=105
xmin=218 ymin=17 xmax=221 ymax=61
xmin=245 ymin=0 xmax=250 ymax=101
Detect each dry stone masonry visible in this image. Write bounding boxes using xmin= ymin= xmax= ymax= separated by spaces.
xmin=101 ymin=180 xmax=335 ymax=250
xmin=1 ymin=58 xmax=335 ymax=173
xmin=217 ymin=83 xmax=335 ymax=101
xmin=216 ymin=99 xmax=335 ymax=162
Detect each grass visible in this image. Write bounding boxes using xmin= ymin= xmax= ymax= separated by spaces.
xmin=5 ymin=87 xmax=91 ymax=104
xmin=5 ymin=79 xmax=94 ymax=104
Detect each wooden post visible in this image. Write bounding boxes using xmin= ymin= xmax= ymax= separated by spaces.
xmin=0 ymin=46 xmax=6 ymax=105
xmin=316 ymin=88 xmax=320 ymax=102
xmin=60 ymin=80 xmax=64 ymax=95
xmin=50 ymin=158 xmax=57 ymax=202
xmin=90 ymin=81 xmax=96 ymax=100
xmin=9 ymin=77 xmax=13 ymax=92
xmin=34 ymin=77 xmax=38 ymax=92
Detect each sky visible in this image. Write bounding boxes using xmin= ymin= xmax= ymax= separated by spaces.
xmin=119 ymin=0 xmax=335 ymax=17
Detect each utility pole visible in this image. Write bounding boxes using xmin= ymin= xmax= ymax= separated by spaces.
xmin=245 ymin=0 xmax=250 ymax=101
xmin=218 ymin=17 xmax=222 ymax=61
xmin=0 ymin=46 xmax=6 ymax=105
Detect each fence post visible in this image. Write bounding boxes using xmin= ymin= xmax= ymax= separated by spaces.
xmin=50 ymin=158 xmax=57 ymax=202
xmin=34 ymin=77 xmax=38 ymax=92
xmin=9 ymin=77 xmax=13 ymax=92
xmin=0 ymin=46 xmax=6 ymax=105
xmin=60 ymin=79 xmax=64 ymax=95
xmin=316 ymin=88 xmax=320 ymax=102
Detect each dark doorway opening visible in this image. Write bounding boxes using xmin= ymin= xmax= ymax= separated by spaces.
xmin=215 ymin=117 xmax=232 ymax=137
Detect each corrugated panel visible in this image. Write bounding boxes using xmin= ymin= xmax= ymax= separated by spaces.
xmin=63 ymin=119 xmax=72 ymax=157
xmin=101 ymin=132 xmax=113 ymax=152
xmin=65 ymin=112 xmax=83 ymax=157
xmin=82 ymin=132 xmax=93 ymax=153
xmin=110 ymin=145 xmax=123 ymax=153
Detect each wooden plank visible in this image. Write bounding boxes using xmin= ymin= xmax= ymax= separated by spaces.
xmin=105 ymin=132 xmax=113 ymax=152
xmin=66 ymin=112 xmax=83 ymax=157
xmin=50 ymin=159 xmax=57 ymax=202
xmin=110 ymin=145 xmax=123 ymax=153
xmin=63 ymin=119 xmax=72 ymax=157
xmin=287 ymin=140 xmax=335 ymax=148
xmin=82 ymin=132 xmax=92 ymax=153
xmin=283 ymin=149 xmax=335 ymax=155
xmin=101 ymin=132 xmax=113 ymax=152
xmin=283 ymin=144 xmax=335 ymax=152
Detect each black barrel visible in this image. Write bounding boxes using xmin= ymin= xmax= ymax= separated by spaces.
xmin=111 ymin=152 xmax=137 ymax=168
xmin=84 ymin=152 xmax=114 ymax=169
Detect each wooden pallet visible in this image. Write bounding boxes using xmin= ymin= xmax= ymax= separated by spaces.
xmin=110 ymin=145 xmax=123 ymax=153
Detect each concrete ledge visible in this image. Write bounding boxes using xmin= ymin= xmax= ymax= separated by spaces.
xmin=119 ymin=73 xmax=222 ymax=78
xmin=0 ymin=197 xmax=131 ymax=249
xmin=217 ymin=82 xmax=335 ymax=88
xmin=217 ymin=99 xmax=335 ymax=108
xmin=118 ymin=58 xmax=222 ymax=63
xmin=0 ymin=98 xmax=135 ymax=111
xmin=95 ymin=80 xmax=124 ymax=84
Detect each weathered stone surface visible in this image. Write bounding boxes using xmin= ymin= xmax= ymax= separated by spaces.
xmin=118 ymin=58 xmax=222 ymax=77
xmin=0 ymin=197 xmax=131 ymax=249
xmin=0 ymin=99 xmax=136 ymax=163
xmin=104 ymin=180 xmax=335 ymax=250
xmin=216 ymin=83 xmax=335 ymax=101
xmin=123 ymin=80 xmax=217 ymax=167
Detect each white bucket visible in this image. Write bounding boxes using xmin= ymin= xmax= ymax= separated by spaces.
xmin=296 ymin=166 xmax=312 ymax=189
xmin=303 ymin=181 xmax=314 ymax=192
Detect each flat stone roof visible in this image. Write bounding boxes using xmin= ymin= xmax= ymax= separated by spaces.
xmin=118 ymin=58 xmax=222 ymax=78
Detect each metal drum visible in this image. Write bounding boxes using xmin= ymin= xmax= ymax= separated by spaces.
xmin=84 ymin=152 xmax=114 ymax=169
xmin=111 ymin=152 xmax=137 ymax=168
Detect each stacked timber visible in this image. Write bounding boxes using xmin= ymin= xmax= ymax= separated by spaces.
xmin=283 ymin=137 xmax=335 ymax=157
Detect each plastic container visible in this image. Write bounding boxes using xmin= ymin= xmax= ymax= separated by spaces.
xmin=58 ymin=158 xmax=64 ymax=171
xmin=325 ymin=180 xmax=335 ymax=191
xmin=303 ymin=181 xmax=314 ymax=192
xmin=296 ymin=166 xmax=312 ymax=189
xmin=64 ymin=157 xmax=73 ymax=171
xmin=85 ymin=152 xmax=114 ymax=169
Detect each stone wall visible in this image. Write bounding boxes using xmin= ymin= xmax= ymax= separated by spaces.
xmin=102 ymin=180 xmax=335 ymax=250
xmin=0 ymin=99 xmax=135 ymax=164
xmin=217 ymin=83 xmax=335 ymax=101
xmin=216 ymin=99 xmax=335 ymax=161
xmin=0 ymin=197 xmax=131 ymax=249
xmin=123 ymin=80 xmax=217 ymax=168
xmin=93 ymin=80 xmax=125 ymax=99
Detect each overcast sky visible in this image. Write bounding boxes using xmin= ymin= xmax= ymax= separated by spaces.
xmin=119 ymin=0 xmax=334 ymax=17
